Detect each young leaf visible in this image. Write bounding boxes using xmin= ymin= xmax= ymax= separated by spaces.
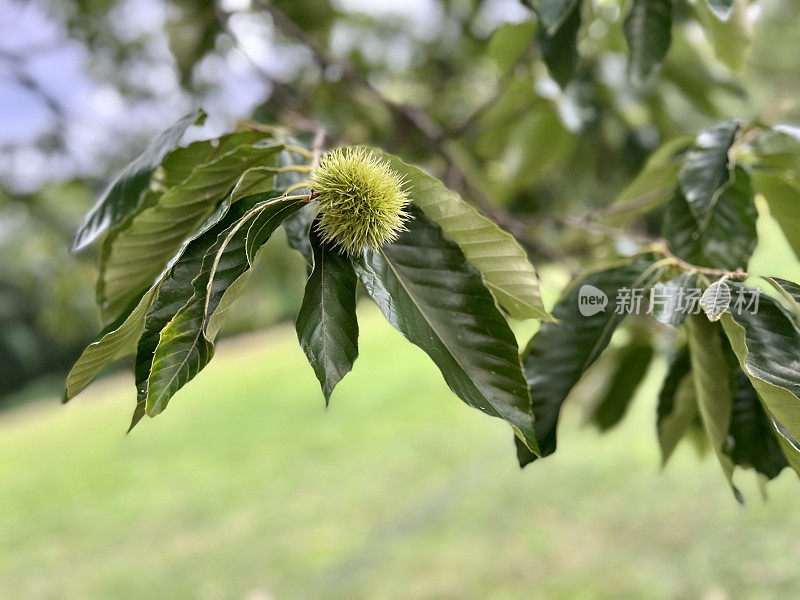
xmin=701 ymin=279 xmax=732 ymax=321
xmin=72 ymin=109 xmax=204 ymax=251
xmin=677 ymin=120 xmax=739 ymax=225
xmin=145 ymin=194 xmax=304 ymax=416
xmin=623 ymin=0 xmax=672 ymax=83
xmin=353 ymin=205 xmax=538 ymax=452
xmin=519 ymin=255 xmax=658 ymax=462
xmin=538 ymin=0 xmax=581 ymax=88
xmin=98 ymin=144 xmax=283 ymax=319
xmin=685 ymin=315 xmax=742 ymax=501
xmin=296 ymin=224 xmax=359 ymax=403
xmin=368 ymin=149 xmax=552 ymax=321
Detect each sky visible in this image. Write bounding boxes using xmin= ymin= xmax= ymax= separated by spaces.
xmin=0 ymin=0 xmax=525 ymax=192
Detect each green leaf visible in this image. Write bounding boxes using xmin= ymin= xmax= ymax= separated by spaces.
xmin=352 ymin=205 xmax=538 ymax=452
xmin=488 ymin=22 xmax=537 ymax=76
xmin=685 ymin=315 xmax=742 ymax=502
xmin=145 ymin=194 xmax=304 ymax=416
xmin=97 ymin=142 xmax=283 ymax=320
xmin=752 ymin=172 xmax=800 ymax=261
xmin=586 ymin=337 xmax=654 ymax=431
xmin=206 ymin=195 xmax=305 ymax=341
xmin=664 ymin=166 xmax=756 ymax=270
xmin=603 ymin=135 xmax=693 ymax=226
xmin=368 ymin=148 xmax=552 ymax=321
xmin=539 ymin=0 xmax=580 ymax=33
xmin=519 ymin=255 xmax=658 ymax=462
xmin=720 ymin=289 xmax=800 ymax=452
xmin=656 ymin=346 xmax=697 ymax=464
xmin=273 ymin=145 xmax=315 ymax=265
xmin=65 ymin=195 xmax=238 ymax=405
xmin=296 ymin=224 xmax=359 ymax=403
xmin=763 ymin=276 xmax=800 ymax=322
xmin=131 ymin=195 xmax=276 ymax=429
xmin=752 ymin=129 xmax=800 ymax=175
xmin=63 ymin=287 xmax=158 ymax=402
xmin=538 ymin=0 xmax=581 ymax=89
xmin=72 ymin=109 xmax=204 ymax=251
xmin=677 ymin=120 xmax=739 ymax=225
xmin=623 ymin=0 xmax=672 ymax=83
xmin=706 ymin=0 xmax=733 ymax=20
xmin=695 ymin=0 xmax=753 ymax=73
xmin=726 ymin=369 xmax=788 ymax=479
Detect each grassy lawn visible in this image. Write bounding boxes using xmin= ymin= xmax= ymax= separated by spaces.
xmin=2 ymin=205 xmax=800 ymax=599
xmin=1 ymin=299 xmax=800 ymax=600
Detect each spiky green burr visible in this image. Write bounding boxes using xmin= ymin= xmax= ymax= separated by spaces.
xmin=310 ymin=147 xmax=409 ymax=256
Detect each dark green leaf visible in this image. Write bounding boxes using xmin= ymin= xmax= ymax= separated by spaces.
xmin=657 ymin=346 xmax=696 ymax=464
xmin=676 ymin=120 xmax=739 ymax=225
xmin=763 ymin=277 xmax=800 ymax=323
xmin=519 ymin=255 xmax=658 ymax=463
xmin=131 ymin=194 xmax=280 ymax=427
xmin=721 ymin=289 xmax=800 ymax=448
xmin=685 ymin=315 xmax=742 ymax=502
xmin=664 ymin=166 xmax=756 ymax=270
xmin=539 ymin=0 xmax=579 ymax=33
xmin=145 ymin=194 xmax=304 ymax=416
xmin=587 ymin=337 xmax=653 ymax=431
xmin=97 ymin=143 xmax=283 ymax=319
xmin=296 ymin=223 xmax=359 ymax=403
xmin=370 ymin=148 xmax=552 ymax=321
xmin=64 ymin=196 xmax=237 ymax=403
xmin=353 ymin=205 xmax=537 ymax=452
xmin=273 ymin=145 xmax=315 ymax=265
xmin=539 ymin=0 xmax=581 ymax=89
xmin=726 ymin=369 xmax=788 ymax=479
xmin=72 ymin=109 xmax=204 ymax=251
xmin=623 ymin=0 xmax=672 ymax=83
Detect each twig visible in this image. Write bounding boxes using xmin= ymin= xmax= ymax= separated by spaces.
xmin=311 ymin=127 xmax=326 ymax=169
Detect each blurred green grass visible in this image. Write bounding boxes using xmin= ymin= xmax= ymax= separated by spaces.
xmin=2 ymin=203 xmax=800 ymax=600
xmin=1 ymin=299 xmax=800 ymax=600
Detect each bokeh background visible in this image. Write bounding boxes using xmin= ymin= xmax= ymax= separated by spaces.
xmin=2 ymin=0 xmax=800 ymax=598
